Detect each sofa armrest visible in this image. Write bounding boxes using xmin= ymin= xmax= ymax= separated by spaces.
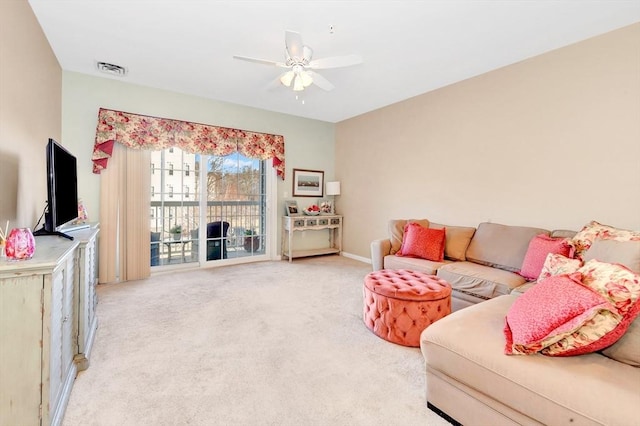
xmin=371 ymin=238 xmax=392 ymax=271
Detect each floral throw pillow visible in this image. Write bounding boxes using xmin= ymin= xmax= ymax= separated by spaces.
xmin=571 ymin=220 xmax=640 ymax=260
xmin=537 ymin=253 xmax=582 ymax=282
xmin=578 ymin=259 xmax=640 ymax=316
xmin=396 ymin=223 xmax=446 ymax=262
xmin=542 ymin=309 xmax=635 ymax=357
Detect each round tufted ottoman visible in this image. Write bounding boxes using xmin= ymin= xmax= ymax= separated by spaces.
xmin=363 ymin=269 xmax=451 ymax=347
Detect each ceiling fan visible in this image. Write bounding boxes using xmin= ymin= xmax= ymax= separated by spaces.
xmin=233 ymin=30 xmax=363 ymax=92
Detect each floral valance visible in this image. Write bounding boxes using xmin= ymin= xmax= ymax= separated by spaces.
xmin=91 ymin=108 xmax=285 ymax=179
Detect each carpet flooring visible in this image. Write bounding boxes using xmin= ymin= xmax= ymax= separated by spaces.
xmin=63 ymin=256 xmax=451 ymax=426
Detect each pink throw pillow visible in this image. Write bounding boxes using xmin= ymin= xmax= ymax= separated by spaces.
xmin=542 ymin=260 xmax=640 ymax=356
xmin=504 ymin=273 xmax=615 ymax=355
xmin=519 ymin=234 xmax=571 ymax=281
xmin=397 ymin=223 xmax=446 ymax=262
xmin=506 ymin=260 xmax=640 ymax=357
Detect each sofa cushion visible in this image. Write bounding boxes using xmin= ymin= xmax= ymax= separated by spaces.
xmin=383 ymin=255 xmax=448 ymax=275
xmin=388 ymin=219 xmax=430 ymax=255
xmin=465 ymin=222 xmax=550 ymax=272
xmin=519 ymin=234 xmax=572 ymax=280
xmin=537 ymin=253 xmax=582 ymax=281
xmin=550 ymin=229 xmax=577 ymax=239
xmin=602 ymin=317 xmax=640 ymax=366
xmin=571 ymin=220 xmax=640 ymax=259
xmin=437 ymin=261 xmax=527 ymax=300
xmin=397 ymin=223 xmax=445 ymax=261
xmin=421 ymin=295 xmax=640 ymax=426
xmin=504 ymin=273 xmax=618 ymax=355
xmin=583 ymin=239 xmax=640 ymax=273
xmin=429 ymin=222 xmax=476 ymax=261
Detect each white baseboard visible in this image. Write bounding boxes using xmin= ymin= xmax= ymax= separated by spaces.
xmin=274 ymin=252 xmax=370 ymax=264
xmin=341 ymin=251 xmax=371 ymax=264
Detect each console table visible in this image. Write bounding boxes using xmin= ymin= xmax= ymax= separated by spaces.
xmin=0 ymin=224 xmax=99 ymax=426
xmin=282 ymin=215 xmax=342 ymax=262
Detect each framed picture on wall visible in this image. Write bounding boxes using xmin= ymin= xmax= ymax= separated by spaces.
xmin=285 ymin=199 xmax=300 ymax=216
xmin=292 ymin=168 xmax=324 ymax=197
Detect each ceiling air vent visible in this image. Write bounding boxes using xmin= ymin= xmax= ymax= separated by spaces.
xmin=96 ymin=61 xmax=128 ymax=77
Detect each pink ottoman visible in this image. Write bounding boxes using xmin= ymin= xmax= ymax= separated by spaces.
xmin=363 ymin=269 xmax=451 ymax=347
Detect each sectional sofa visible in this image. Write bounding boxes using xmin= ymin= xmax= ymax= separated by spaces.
xmin=371 ymin=220 xmax=575 ymax=311
xmin=370 ymin=219 xmax=640 ymax=425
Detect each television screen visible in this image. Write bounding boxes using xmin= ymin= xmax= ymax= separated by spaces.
xmin=35 ymin=139 xmax=78 ymax=238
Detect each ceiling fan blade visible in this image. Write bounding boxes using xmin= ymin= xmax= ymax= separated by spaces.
xmin=233 ymin=55 xmax=287 ymax=68
xmin=285 ymin=30 xmax=304 ymax=60
xmin=308 ymin=54 xmax=363 ymax=70
xmin=303 ymin=45 xmax=313 ymax=62
xmin=307 ymin=71 xmax=334 ymax=91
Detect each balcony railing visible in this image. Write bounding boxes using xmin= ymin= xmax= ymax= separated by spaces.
xmin=150 ymin=200 xmax=264 ymax=266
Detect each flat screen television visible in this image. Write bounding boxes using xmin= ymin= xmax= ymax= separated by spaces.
xmin=34 ymin=138 xmax=79 ymax=239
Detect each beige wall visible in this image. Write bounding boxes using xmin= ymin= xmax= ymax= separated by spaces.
xmin=336 ymin=23 xmax=640 ymax=260
xmin=62 ymin=72 xmax=335 ymax=252
xmin=0 ymin=0 xmax=61 ymax=229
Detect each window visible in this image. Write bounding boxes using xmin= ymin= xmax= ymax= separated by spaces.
xmin=168 ymin=162 xmax=174 ymax=176
xmin=168 ymin=184 xmax=173 ymax=198
xmin=151 ymin=185 xmax=155 ymax=197
xmin=185 ymin=163 xmax=190 ymax=176
xmin=184 ymin=185 xmax=189 ymax=198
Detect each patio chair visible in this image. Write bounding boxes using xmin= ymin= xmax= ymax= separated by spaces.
xmin=207 ymin=221 xmax=230 ymax=260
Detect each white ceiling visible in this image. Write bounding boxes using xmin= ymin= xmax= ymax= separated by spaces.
xmin=28 ymin=1 xmax=640 ymax=123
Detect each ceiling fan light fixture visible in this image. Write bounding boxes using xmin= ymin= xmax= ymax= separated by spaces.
xmin=300 ymin=71 xmax=313 ymax=87
xmin=293 ymin=74 xmax=305 ymax=91
xmin=280 ymin=70 xmax=294 ymax=87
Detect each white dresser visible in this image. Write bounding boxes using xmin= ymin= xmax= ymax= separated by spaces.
xmin=0 ymin=225 xmax=99 ymax=425
xmin=72 ymin=225 xmax=99 ymax=371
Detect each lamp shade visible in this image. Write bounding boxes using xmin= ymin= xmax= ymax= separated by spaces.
xmin=326 ymin=181 xmax=341 ymax=196
xmin=280 ymin=71 xmax=295 ymax=87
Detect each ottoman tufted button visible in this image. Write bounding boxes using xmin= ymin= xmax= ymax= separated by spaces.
xmin=363 ymin=269 xmax=451 ymax=347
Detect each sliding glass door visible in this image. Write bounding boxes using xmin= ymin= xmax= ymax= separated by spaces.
xmin=150 ymin=147 xmax=270 ymax=267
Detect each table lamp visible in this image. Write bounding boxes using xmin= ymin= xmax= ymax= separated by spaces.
xmin=325 ymin=181 xmax=341 ymax=214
